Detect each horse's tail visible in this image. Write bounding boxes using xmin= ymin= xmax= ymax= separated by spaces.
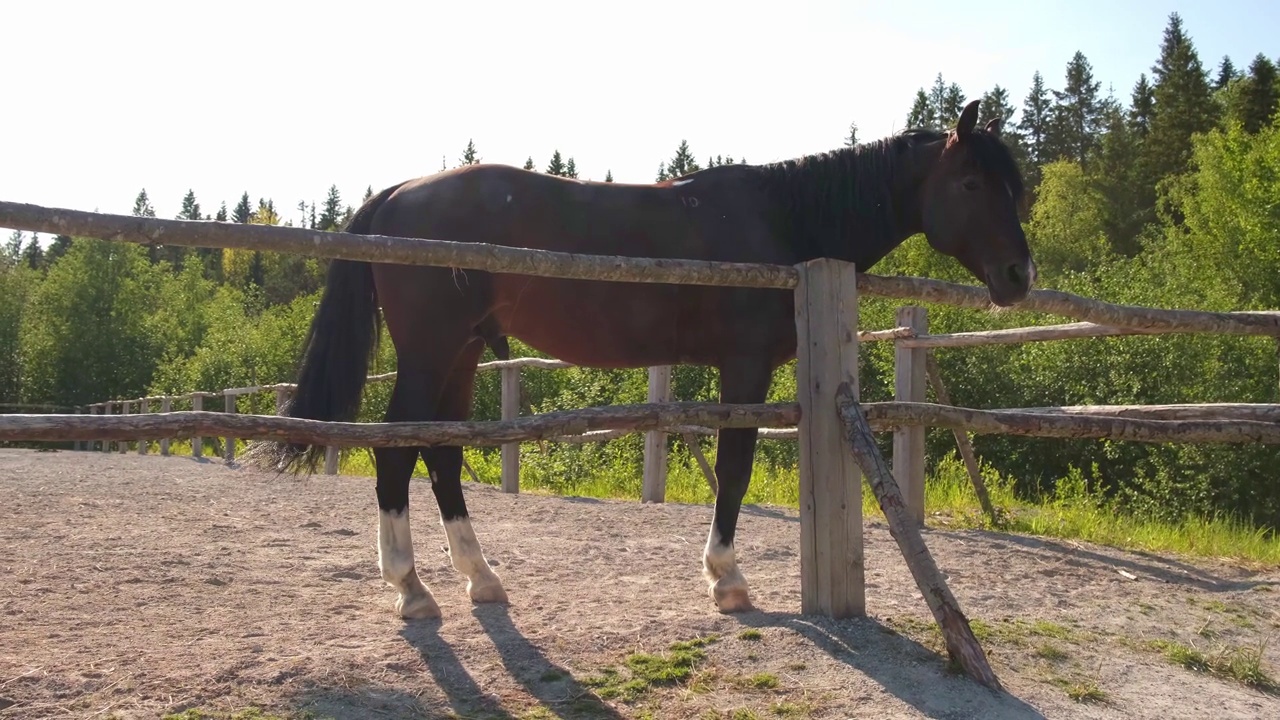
xmin=244 ymin=181 xmax=405 ymax=475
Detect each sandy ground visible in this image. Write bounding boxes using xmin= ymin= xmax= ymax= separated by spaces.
xmin=0 ymin=448 xmax=1278 ymax=720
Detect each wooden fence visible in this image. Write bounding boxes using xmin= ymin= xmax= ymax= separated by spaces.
xmin=4 ymin=198 xmax=1280 ymax=687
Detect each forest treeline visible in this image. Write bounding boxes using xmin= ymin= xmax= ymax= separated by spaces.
xmin=3 ymin=12 xmax=1279 ymax=527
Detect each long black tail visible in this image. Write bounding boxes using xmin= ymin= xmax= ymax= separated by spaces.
xmin=245 ymin=181 xmax=405 ymax=474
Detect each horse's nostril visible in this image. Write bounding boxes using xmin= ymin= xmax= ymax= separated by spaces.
xmin=1006 ymin=263 xmax=1025 ymax=285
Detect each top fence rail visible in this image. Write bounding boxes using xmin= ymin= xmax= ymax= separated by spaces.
xmin=2 ymin=200 xmax=1278 ymax=337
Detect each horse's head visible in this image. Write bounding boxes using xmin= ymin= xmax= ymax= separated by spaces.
xmin=919 ymin=99 xmax=1035 ymax=307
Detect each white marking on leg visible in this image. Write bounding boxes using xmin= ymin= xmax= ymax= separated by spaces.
xmin=443 ymin=517 xmax=508 ymax=604
xmin=702 ymin=524 xmax=753 ymax=613
xmin=378 ymin=508 xmax=440 ymax=619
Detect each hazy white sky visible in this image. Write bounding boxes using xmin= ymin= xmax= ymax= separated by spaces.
xmin=2 ymin=0 xmax=1277 ymax=229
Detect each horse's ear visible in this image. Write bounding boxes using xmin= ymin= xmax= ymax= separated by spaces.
xmin=955 ymin=99 xmax=981 ymax=136
xmin=984 ymin=117 xmax=1002 ymax=136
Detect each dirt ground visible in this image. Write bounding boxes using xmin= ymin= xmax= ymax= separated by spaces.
xmin=1 ymin=448 xmax=1277 ymax=720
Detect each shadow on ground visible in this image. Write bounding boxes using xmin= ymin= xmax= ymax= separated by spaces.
xmin=738 ymin=610 xmax=1048 ymax=720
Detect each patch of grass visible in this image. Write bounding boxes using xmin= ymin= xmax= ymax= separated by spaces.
xmin=581 ymin=634 xmax=720 ymax=702
xmin=1148 ymin=638 xmax=1278 ymax=692
xmin=1035 ymin=642 xmax=1070 ymax=661
xmin=738 ymin=629 xmax=764 ymax=641
xmin=1052 ymin=676 xmax=1108 ymax=704
xmin=538 ymin=668 xmax=566 ymax=682
xmin=730 ymin=710 xmax=761 ymax=720
xmin=770 ymin=701 xmax=813 ymax=718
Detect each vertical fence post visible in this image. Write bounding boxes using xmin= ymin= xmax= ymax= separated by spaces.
xmin=324 ymin=446 xmax=339 ymax=475
xmin=119 ymin=401 xmax=130 ymax=453
xmin=136 ymin=398 xmax=148 ymax=455
xmin=794 ymin=257 xmax=863 ymax=619
xmin=642 ymin=365 xmax=672 ymax=503
xmin=223 ymin=392 xmax=236 ymax=462
xmin=74 ymin=407 xmax=85 ymax=451
xmin=191 ymin=394 xmax=204 ymax=459
xmin=500 ymin=365 xmax=520 ymax=493
xmin=274 ymin=387 xmax=289 ymax=414
xmin=893 ymin=306 xmax=928 ymax=527
xmin=160 ymin=397 xmax=172 ymax=456
xmin=102 ymin=402 xmax=112 ymax=452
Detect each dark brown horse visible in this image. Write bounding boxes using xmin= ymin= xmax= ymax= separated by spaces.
xmin=250 ymin=100 xmax=1034 ymax=619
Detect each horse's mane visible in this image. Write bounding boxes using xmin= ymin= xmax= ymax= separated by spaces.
xmin=757 ymin=126 xmax=1023 ymax=263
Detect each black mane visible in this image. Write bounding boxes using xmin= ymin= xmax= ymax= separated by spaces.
xmin=758 ymin=126 xmax=1023 ymax=265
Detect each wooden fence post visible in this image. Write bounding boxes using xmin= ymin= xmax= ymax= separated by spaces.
xmin=794 ymin=257 xmax=863 ymax=618
xmin=191 ymin=394 xmax=203 ymax=458
xmin=501 ymin=365 xmax=520 ymax=493
xmin=642 ymin=365 xmax=672 ymax=503
xmin=136 ymin=398 xmax=148 ymax=455
xmin=119 ymin=401 xmax=130 ymax=453
xmin=160 ymin=397 xmax=172 ymax=456
xmin=74 ymin=407 xmax=84 ymax=451
xmin=223 ymin=392 xmax=235 ymax=462
xmin=101 ymin=402 xmax=111 ymax=452
xmin=893 ymin=306 xmax=928 ymax=527
xmin=324 ymin=446 xmax=339 ymax=475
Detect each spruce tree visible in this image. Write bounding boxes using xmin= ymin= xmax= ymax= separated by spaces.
xmin=363 ymin=185 xmax=373 ymax=202
xmin=46 ymin=235 xmax=72 ymax=265
xmin=1238 ymin=54 xmax=1278 ymax=133
xmin=233 ymin=193 xmax=252 ymax=224
xmin=546 ymin=150 xmax=566 ymax=176
xmin=656 ymin=162 xmax=668 ymax=182
xmin=844 ymin=121 xmax=858 ymax=147
xmin=459 ymin=139 xmax=480 ymax=166
xmin=131 ymin=189 xmax=155 ymax=217
xmin=906 ymin=89 xmax=935 ymax=129
xmin=604 ymin=169 xmax=614 ymax=182
xmin=21 ymin=238 xmax=44 ymax=270
xmin=664 ymin=140 xmax=700 ymax=179
xmin=214 ymin=201 xmax=228 ymax=222
xmin=523 ymin=156 xmax=536 ymax=171
xmin=1214 ymin=55 xmax=1238 ymax=90
xmin=565 ymin=157 xmax=578 ymax=178
xmin=177 ymin=189 xmax=202 ymax=220
xmin=1018 ymin=71 xmax=1053 ymax=185
xmin=1143 ymin=12 xmax=1217 ymax=189
xmin=318 ymin=185 xmax=344 ymax=230
xmin=1129 ymin=74 xmax=1156 ymax=137
xmin=1048 ymin=51 xmax=1103 ymax=167
xmin=980 ymin=85 xmax=1029 ymax=171
xmin=1089 ymin=93 xmax=1145 ymax=254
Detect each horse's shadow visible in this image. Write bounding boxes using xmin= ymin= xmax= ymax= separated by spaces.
xmin=396 ymin=607 xmax=624 ymax=720
xmin=736 ymin=610 xmax=1047 ymax=720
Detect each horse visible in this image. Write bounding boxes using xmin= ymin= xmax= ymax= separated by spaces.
xmin=246 ymin=99 xmax=1034 ymax=620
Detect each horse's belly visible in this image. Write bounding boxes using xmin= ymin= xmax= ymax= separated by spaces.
xmin=494 ymin=276 xmax=684 ymax=368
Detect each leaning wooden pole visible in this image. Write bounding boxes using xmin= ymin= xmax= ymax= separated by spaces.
xmin=835 ymin=382 xmax=1001 ymax=691
xmin=925 ymin=352 xmax=998 ymax=525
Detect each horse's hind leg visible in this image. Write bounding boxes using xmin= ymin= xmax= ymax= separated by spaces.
xmin=375 ymin=373 xmax=442 ymax=619
xmin=423 ymin=337 xmax=508 ymax=604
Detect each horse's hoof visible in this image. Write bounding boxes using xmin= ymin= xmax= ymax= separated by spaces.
xmin=712 ymin=580 xmax=754 ymax=613
xmin=396 ymin=592 xmax=442 ymax=620
xmin=468 ymin=578 xmax=509 ymax=604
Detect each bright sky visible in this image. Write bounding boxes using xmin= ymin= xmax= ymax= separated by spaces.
xmin=2 ymin=0 xmax=1278 ymax=231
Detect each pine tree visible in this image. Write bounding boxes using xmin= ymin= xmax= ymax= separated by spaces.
xmin=1018 ymin=71 xmax=1053 ymax=185
xmin=844 ymin=121 xmax=858 ymax=147
xmin=656 ymin=162 xmax=668 ymax=182
xmin=941 ymin=83 xmax=966 ymax=123
xmin=546 ymin=150 xmax=566 ymax=176
xmin=4 ymin=231 xmax=22 ymax=264
xmin=1143 ymin=12 xmax=1218 ymax=191
xmin=565 ymin=157 xmax=578 ymax=178
xmin=363 ymin=185 xmax=373 ymax=202
xmin=1048 ymin=51 xmax=1104 ymax=167
xmin=45 ymin=235 xmax=72 ymax=265
xmin=318 ymin=185 xmax=344 ymax=230
xmin=1215 ymin=55 xmax=1239 ymax=90
xmin=523 ymin=156 xmax=536 ymax=171
xmin=132 ymin=189 xmax=155 ymax=217
xmin=604 ymin=169 xmax=614 ymax=182
xmin=233 ymin=193 xmax=252 ymax=224
xmin=1089 ymin=92 xmax=1145 ymax=255
xmin=214 ymin=201 xmax=228 ymax=222
xmin=177 ymin=189 xmax=202 ymax=220
xmin=459 ymin=139 xmax=480 ymax=166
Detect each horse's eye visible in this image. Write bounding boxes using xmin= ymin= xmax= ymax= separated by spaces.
xmin=962 ymin=177 xmax=980 ymax=192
